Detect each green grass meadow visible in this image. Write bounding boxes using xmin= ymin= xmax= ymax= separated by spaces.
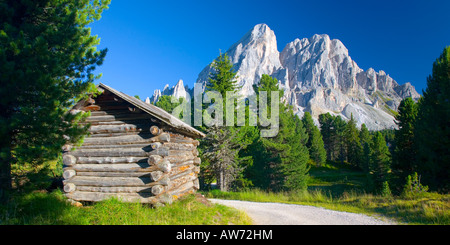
xmin=0 ymin=190 xmax=251 ymax=225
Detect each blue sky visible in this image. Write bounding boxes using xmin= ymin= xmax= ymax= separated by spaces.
xmin=91 ymin=0 xmax=450 ymax=99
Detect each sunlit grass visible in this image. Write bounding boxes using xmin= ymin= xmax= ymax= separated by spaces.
xmin=0 ymin=190 xmax=252 ymax=225
xmin=203 ymin=187 xmax=449 ymax=225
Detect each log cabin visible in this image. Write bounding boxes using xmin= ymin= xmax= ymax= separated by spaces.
xmin=62 ymin=83 xmax=205 ymax=206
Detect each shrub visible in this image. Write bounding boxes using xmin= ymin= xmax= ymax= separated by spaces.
xmin=403 ymin=172 xmax=429 ymax=197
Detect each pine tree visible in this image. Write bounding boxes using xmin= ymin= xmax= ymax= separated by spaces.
xmin=392 ymin=97 xmax=418 ymax=191
xmin=200 ymin=52 xmax=253 ymax=191
xmin=414 ymin=46 xmax=450 ymax=192
xmin=282 ymin=115 xmax=310 ymax=190
xmin=318 ymin=113 xmax=347 ymax=162
xmin=206 ymin=52 xmax=239 ymax=99
xmin=302 ymin=112 xmax=326 ymax=166
xmin=244 ymin=136 xmax=273 ymax=189
xmin=319 ymin=113 xmax=334 ymax=161
xmin=359 ymin=123 xmax=372 ymax=172
xmin=0 ymin=0 xmax=110 ymax=201
xmin=369 ymin=132 xmax=391 ymax=193
xmin=334 ymin=116 xmax=348 ymax=164
xmin=255 ymin=75 xmax=310 ymax=191
xmin=202 ymin=126 xmax=249 ymax=191
xmin=345 ymin=114 xmax=362 ymax=167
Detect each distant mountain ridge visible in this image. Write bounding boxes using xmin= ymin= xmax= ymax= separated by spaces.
xmin=150 ymin=24 xmax=420 ymax=130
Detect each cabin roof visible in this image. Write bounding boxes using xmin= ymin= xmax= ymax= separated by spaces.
xmin=97 ymin=83 xmax=205 ymax=139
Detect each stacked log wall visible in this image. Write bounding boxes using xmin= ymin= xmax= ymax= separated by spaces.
xmin=62 ymin=92 xmax=201 ymax=205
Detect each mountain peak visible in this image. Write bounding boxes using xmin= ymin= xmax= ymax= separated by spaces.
xmin=198 ymin=24 xmax=282 ymax=96
xmin=197 ymin=24 xmax=420 ymax=130
xmin=173 ymin=79 xmax=187 ymax=99
xmin=250 ymin=23 xmax=270 ymax=36
xmin=153 ymin=24 xmax=420 ymax=131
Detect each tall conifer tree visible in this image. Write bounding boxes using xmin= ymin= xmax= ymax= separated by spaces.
xmin=369 ymin=132 xmax=391 ymax=193
xmin=392 ymin=97 xmax=418 ymax=190
xmin=345 ymin=114 xmax=362 ymax=167
xmin=302 ymin=112 xmax=326 ymax=166
xmin=359 ymin=123 xmax=372 ymax=173
xmin=414 ymin=46 xmax=450 ymax=192
xmin=0 ymin=0 xmax=110 ymax=201
xmin=201 ymin=53 xmax=254 ymax=191
xmin=255 ymin=75 xmax=310 ymax=191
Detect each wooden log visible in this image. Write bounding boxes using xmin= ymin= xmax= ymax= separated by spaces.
xmin=148 ymin=155 xmax=162 ymax=165
xmin=79 ymin=143 xmax=152 ymax=149
xmin=150 ymin=171 xmax=163 ymax=181
xmin=91 ymin=105 xmax=130 ymax=111
xmin=84 ymin=119 xmax=149 ymax=126
xmin=64 ymin=176 xmax=153 ymax=187
xmin=193 ymin=179 xmax=200 ymax=190
xmin=150 ymin=126 xmax=162 ymax=135
xmin=159 ymin=176 xmax=170 ymax=186
xmin=88 ymin=132 xmax=142 ymax=137
xmin=151 ymin=185 xmax=164 ymax=195
xmin=193 ymin=166 xmax=200 ymax=174
xmin=87 ymin=97 xmax=95 ymax=105
xmin=159 ymin=193 xmax=173 ymax=205
xmin=150 ymin=142 xmax=162 ymax=150
xmin=72 ymin=147 xmax=172 ymax=158
xmin=162 ymin=142 xmax=195 ymax=151
xmin=193 ymin=157 xmax=201 ymax=166
xmin=75 ymin=186 xmax=152 ymax=193
xmin=192 ymin=149 xmax=199 ymax=156
xmin=63 ymin=170 xmax=76 ymax=179
xmin=82 ymin=134 xmax=152 ymax=145
xmin=150 ymin=147 xmax=169 ymax=156
xmin=157 ymin=159 xmax=171 ymax=173
xmin=85 ymin=115 xmax=115 ymax=122
xmin=83 ymin=105 xmax=101 ymax=111
xmin=65 ymin=191 xmax=157 ymax=204
xmin=157 ymin=133 xmax=170 ymax=142
xmin=168 ymin=149 xmax=195 ymax=157
xmin=62 ymin=144 xmax=72 ymax=152
xmin=170 ymin=166 xmax=195 ymax=180
xmin=90 ymin=111 xmax=108 ymax=116
xmin=88 ymin=124 xmax=141 ymax=134
xmin=76 ymin=171 xmax=151 ymax=178
xmin=166 ymin=137 xmax=199 ymax=145
xmin=85 ymin=114 xmax=150 ymax=122
xmin=70 ymin=163 xmax=154 ymax=172
xmin=64 ymin=183 xmax=76 ymax=193
xmin=76 ymin=156 xmax=147 ymax=164
xmin=192 ymin=140 xmax=200 ymax=147
xmin=82 ymin=134 xmax=168 ymax=146
xmin=169 ymin=181 xmax=195 ymax=197
xmin=174 ymin=159 xmax=194 ymax=167
xmin=164 ymin=154 xmax=195 ymax=164
xmin=71 ymin=148 xmax=150 ymax=157
xmin=168 ymin=174 xmax=197 ymax=190
xmin=63 ymin=155 xmax=77 ymax=166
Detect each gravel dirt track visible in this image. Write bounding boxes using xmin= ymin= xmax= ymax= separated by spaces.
xmin=209 ymin=199 xmax=396 ymax=225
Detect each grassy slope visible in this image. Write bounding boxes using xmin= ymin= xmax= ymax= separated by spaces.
xmin=0 ymin=190 xmax=252 ymax=225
